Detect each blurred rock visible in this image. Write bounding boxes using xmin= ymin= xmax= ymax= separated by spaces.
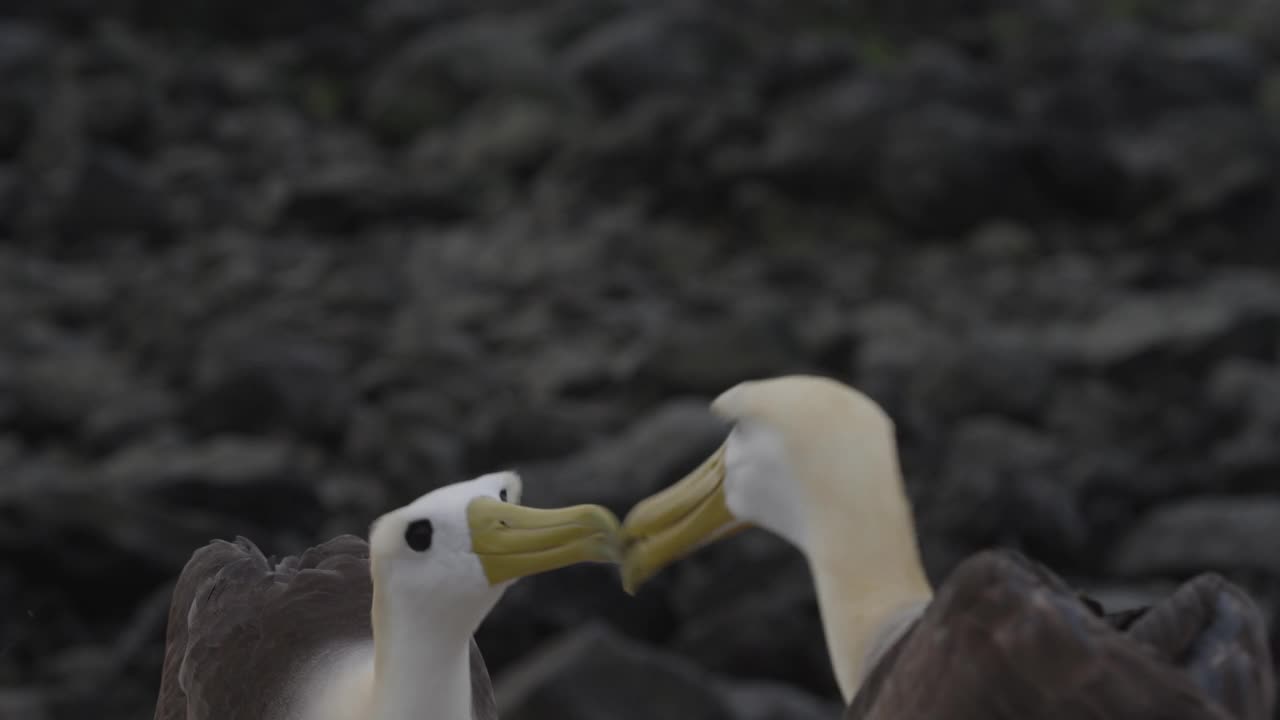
xmin=563 ymin=8 xmax=750 ymax=111
xmin=187 ymin=333 xmax=355 ymax=442
xmin=750 ymin=76 xmax=892 ymax=197
xmin=908 ymin=329 xmax=1058 ymax=425
xmin=0 ymin=458 xmax=242 ymax=595
xmin=632 ymin=305 xmax=801 ymax=396
xmin=1109 ymin=496 xmax=1280 ymax=578
xmin=850 ymin=301 xmax=950 ymax=423
xmin=343 ymin=398 xmax=467 ymax=505
xmin=496 ymin=621 xmax=735 ymax=720
xmin=363 ymin=0 xmax=471 ymax=40
xmin=0 ymin=690 xmax=49 ymax=720
xmin=101 ymin=436 xmax=326 ymax=528
xmin=57 ymin=149 xmax=173 ymax=242
xmin=520 ymin=399 xmax=728 ymax=512
xmin=0 ymin=164 xmax=16 ymax=229
xmin=757 ymin=34 xmax=859 ymax=102
xmin=130 ymin=0 xmax=366 ymax=41
xmin=721 ymin=680 xmax=841 ymax=720
xmin=84 ymin=389 xmax=178 ymax=451
xmin=1110 ymin=108 xmax=1272 ymax=226
xmin=1209 ymin=358 xmax=1280 ymax=420
xmin=672 ymin=557 xmax=837 ymax=698
xmin=967 ymin=219 xmax=1038 ymax=259
xmin=929 ymin=416 xmax=1089 ymax=566
xmin=1052 ymin=272 xmax=1280 ymax=371
xmin=151 ymin=145 xmax=239 ymax=231
xmin=3 ymin=2 xmax=1280 ymax=718
xmin=1207 ymin=359 xmax=1280 ymax=490
xmin=1019 ymin=25 xmax=1270 ymax=218
xmin=477 ymin=557 xmax=673 ymax=677
xmin=464 ymin=400 xmax=604 ymax=471
xmin=78 ymin=34 xmax=162 ymax=153
xmin=874 ymin=102 xmax=1031 ymax=233
xmin=279 ymin=162 xmax=480 ymax=230
xmin=1169 ymin=33 xmax=1263 ymax=106
xmin=407 ymin=98 xmax=569 ymax=188
xmin=549 ymin=92 xmax=761 ymax=207
xmin=363 ymin=20 xmax=571 ymax=144
xmin=1039 ymin=24 xmax=1253 ymax=127
xmin=5 ymin=343 xmax=172 ymax=447
xmin=0 ymin=20 xmax=50 ymax=159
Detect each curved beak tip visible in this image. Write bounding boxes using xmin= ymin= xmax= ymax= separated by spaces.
xmin=619 ymin=561 xmax=649 ymax=596
xmin=468 ymin=499 xmax=626 ymax=584
xmin=611 ymin=442 xmax=737 ymax=593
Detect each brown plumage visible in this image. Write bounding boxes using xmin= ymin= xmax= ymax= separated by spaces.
xmin=152 ymin=535 xmax=496 ymax=720
xmin=845 ymin=549 xmax=1275 ymax=719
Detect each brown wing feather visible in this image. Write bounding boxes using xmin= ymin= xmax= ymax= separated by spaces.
xmin=153 ymin=535 xmax=496 ymax=720
xmin=1122 ymin=573 xmax=1276 ymax=720
xmin=846 ymin=550 xmax=1257 ymax=720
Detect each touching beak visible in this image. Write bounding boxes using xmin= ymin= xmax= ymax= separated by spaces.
xmin=468 ymin=498 xmax=623 ymax=585
xmin=620 ymin=442 xmax=751 ymax=594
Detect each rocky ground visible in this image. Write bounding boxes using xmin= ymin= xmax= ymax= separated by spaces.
xmin=1 ymin=0 xmax=1279 ymax=718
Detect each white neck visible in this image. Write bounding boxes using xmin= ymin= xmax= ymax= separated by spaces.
xmin=792 ymin=439 xmax=933 ymax=703
xmin=370 ymin=589 xmax=475 ymax=720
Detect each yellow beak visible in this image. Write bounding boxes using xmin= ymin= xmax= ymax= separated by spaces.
xmin=620 ymin=442 xmax=750 ymax=594
xmin=467 ymin=498 xmax=623 ymax=585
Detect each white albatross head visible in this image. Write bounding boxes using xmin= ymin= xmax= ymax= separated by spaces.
xmin=296 ymin=472 xmax=620 ymax=720
xmin=369 ymin=471 xmax=622 ymax=628
xmin=356 ymin=471 xmax=620 ymax=720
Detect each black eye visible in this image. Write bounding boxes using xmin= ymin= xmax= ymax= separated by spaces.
xmin=404 ymin=519 xmax=433 ymax=552
xmin=499 ymin=489 xmax=508 ymax=502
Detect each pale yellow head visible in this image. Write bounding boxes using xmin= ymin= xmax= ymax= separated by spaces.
xmin=621 ymin=375 xmax=932 ymax=701
xmin=621 ymin=375 xmax=905 ymax=586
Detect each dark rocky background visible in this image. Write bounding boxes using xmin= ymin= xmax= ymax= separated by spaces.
xmin=1 ymin=0 xmax=1279 ymax=718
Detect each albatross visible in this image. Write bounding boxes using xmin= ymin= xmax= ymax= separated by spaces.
xmin=153 ymin=470 xmax=621 ymax=720
xmin=620 ymin=374 xmax=1276 ymax=719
